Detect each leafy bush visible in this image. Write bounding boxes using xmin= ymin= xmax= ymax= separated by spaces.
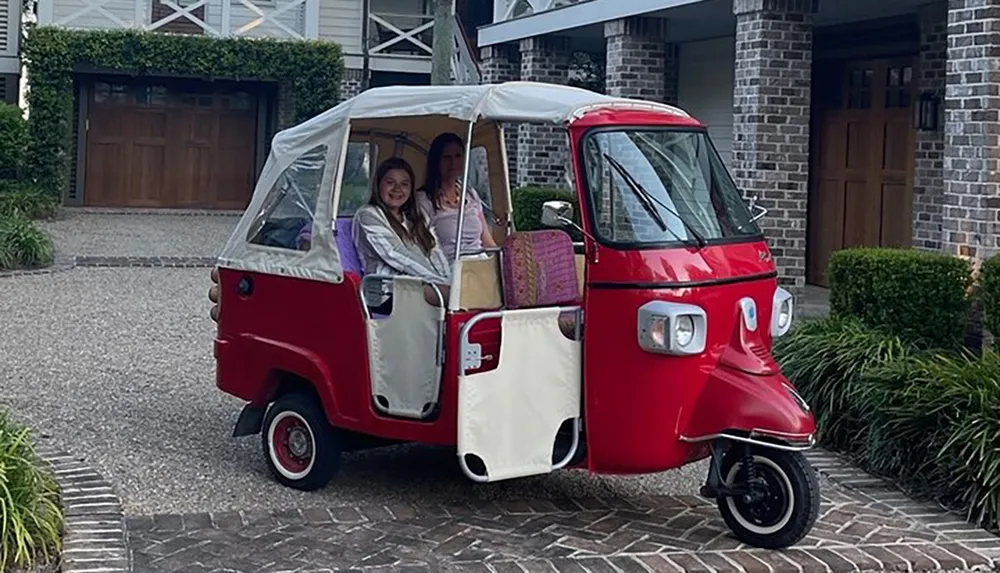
xmin=859 ymin=350 xmax=1000 ymax=531
xmin=0 ymin=103 xmax=28 ymax=181
xmin=773 ymin=315 xmax=915 ymax=453
xmin=0 ymin=214 xmax=55 ymax=270
xmin=828 ymin=248 xmax=972 ymax=349
xmin=776 ymin=315 xmax=1000 ymax=532
xmin=0 ymin=181 xmax=59 ymax=220
xmin=0 ymin=410 xmax=63 ymax=571
xmin=979 ymin=254 xmax=1000 ymax=338
xmin=511 ymin=186 xmax=582 ymax=241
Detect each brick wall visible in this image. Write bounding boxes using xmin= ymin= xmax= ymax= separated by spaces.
xmin=604 ymin=16 xmax=677 ymax=104
xmin=480 ymin=43 xmax=521 ymax=186
xmin=341 ymin=68 xmax=366 ymax=102
xmin=277 ymin=83 xmax=296 ymax=130
xmin=517 ymin=36 xmax=572 ymax=189
xmin=913 ymin=2 xmax=947 ymax=251
xmin=942 ymin=0 xmax=1000 ymax=259
xmin=732 ymin=0 xmax=816 ymax=291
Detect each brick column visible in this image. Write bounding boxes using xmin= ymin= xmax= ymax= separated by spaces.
xmin=517 ymin=36 xmax=572 ymax=189
xmin=942 ymin=0 xmax=1000 ymax=259
xmin=732 ymin=0 xmax=816 ymax=291
xmin=340 ymin=69 xmax=366 ymax=102
xmin=603 ymin=16 xmax=678 ymax=104
xmin=481 ymin=43 xmax=521 ymax=186
xmin=913 ymin=2 xmax=947 ymax=251
xmin=277 ymin=83 xmax=296 ymax=129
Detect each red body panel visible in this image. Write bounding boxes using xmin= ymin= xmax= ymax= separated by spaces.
xmin=215 ymin=268 xmax=506 ymax=446
xmin=213 ymin=106 xmax=815 ymax=477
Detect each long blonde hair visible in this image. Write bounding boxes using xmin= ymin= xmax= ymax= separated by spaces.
xmin=368 ymin=157 xmax=437 ymax=255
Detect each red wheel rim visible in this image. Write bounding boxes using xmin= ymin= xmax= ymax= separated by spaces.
xmin=270 ymin=413 xmax=314 ymax=476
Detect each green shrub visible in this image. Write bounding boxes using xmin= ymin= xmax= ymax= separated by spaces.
xmin=0 ymin=410 xmax=63 ymax=571
xmin=828 ymin=248 xmax=972 ymax=349
xmin=979 ymin=254 xmax=1000 ymax=338
xmin=511 ymin=186 xmax=582 ymax=241
xmin=0 ymin=181 xmax=59 ymax=220
xmin=858 ymin=350 xmax=1000 ymax=531
xmin=0 ymin=103 xmax=28 ymax=181
xmin=773 ymin=315 xmax=915 ymax=454
xmin=0 ymin=214 xmax=55 ymax=270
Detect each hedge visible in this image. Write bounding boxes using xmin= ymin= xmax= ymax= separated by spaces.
xmin=0 ymin=103 xmax=28 ymax=181
xmin=21 ymin=26 xmax=345 ymax=196
xmin=828 ymin=248 xmax=972 ymax=349
xmin=980 ymin=254 xmax=1000 ymax=338
xmin=774 ymin=318 xmax=1000 ymax=532
xmin=511 ymin=186 xmax=582 ymax=241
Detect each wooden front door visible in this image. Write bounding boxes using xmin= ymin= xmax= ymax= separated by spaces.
xmin=808 ymin=57 xmax=917 ymax=286
xmin=84 ymin=79 xmax=258 ymax=209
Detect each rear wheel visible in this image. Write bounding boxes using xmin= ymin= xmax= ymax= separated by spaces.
xmin=261 ymin=392 xmax=341 ymax=491
xmin=716 ymin=445 xmax=820 ymax=549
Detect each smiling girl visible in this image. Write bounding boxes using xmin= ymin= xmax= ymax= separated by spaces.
xmin=351 ymin=157 xmax=452 ymax=309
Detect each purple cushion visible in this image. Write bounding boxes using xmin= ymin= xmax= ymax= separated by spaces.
xmin=295 ymin=218 xmax=363 ymax=276
xmin=501 ymin=230 xmax=580 ymax=309
xmin=335 ymin=218 xmax=363 ymax=276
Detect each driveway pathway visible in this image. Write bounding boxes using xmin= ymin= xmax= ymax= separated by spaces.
xmin=5 ymin=210 xmax=995 ymax=573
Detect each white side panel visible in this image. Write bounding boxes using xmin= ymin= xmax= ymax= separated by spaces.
xmin=458 ymin=307 xmax=582 ymax=482
xmin=677 ymin=35 xmax=735 ymax=171
xmin=366 ymin=276 xmax=445 ymax=420
xmin=318 ymin=0 xmax=362 ymax=54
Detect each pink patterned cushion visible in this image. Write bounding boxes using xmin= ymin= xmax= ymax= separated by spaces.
xmin=501 ymin=230 xmax=580 ymax=309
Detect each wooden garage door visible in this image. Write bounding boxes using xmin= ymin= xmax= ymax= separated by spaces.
xmin=84 ymin=79 xmax=258 ymax=209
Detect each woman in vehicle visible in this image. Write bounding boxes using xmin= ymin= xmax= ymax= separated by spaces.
xmin=352 ymin=156 xmax=452 ymax=310
xmin=416 ymin=132 xmax=498 ymax=261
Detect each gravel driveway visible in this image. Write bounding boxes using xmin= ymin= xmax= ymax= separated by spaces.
xmin=2 ymin=210 xmax=707 ymax=517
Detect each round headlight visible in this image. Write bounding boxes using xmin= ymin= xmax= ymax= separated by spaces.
xmin=650 ymin=317 xmax=666 ymax=348
xmin=778 ymin=299 xmax=791 ymax=329
xmin=675 ymin=315 xmax=695 ymax=347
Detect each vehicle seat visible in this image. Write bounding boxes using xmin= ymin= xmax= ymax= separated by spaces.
xmin=500 ymin=229 xmax=581 ymax=339
xmin=334 ymin=217 xmax=364 ymax=277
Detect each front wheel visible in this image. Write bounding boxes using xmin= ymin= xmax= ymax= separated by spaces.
xmin=716 ymin=445 xmax=820 ymax=549
xmin=261 ymin=392 xmax=342 ymax=491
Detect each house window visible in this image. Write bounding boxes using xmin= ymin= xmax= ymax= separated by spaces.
xmin=847 ymin=68 xmax=873 ymax=110
xmin=885 ymin=65 xmax=913 ymax=109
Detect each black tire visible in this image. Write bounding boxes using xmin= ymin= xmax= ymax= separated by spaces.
xmin=716 ymin=445 xmax=820 ymax=549
xmin=261 ymin=392 xmax=342 ymax=491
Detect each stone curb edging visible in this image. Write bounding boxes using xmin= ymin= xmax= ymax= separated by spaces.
xmin=0 ymin=255 xmax=218 ymax=279
xmin=33 ymin=444 xmax=130 ymax=573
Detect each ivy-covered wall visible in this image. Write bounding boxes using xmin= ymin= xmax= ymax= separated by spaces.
xmin=21 ymin=26 xmax=345 ymax=197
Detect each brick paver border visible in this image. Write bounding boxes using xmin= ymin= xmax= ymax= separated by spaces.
xmin=22 ymin=438 xmax=1000 ymax=573
xmin=33 ymin=444 xmax=130 ymax=573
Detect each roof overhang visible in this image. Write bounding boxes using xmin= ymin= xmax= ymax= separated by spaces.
xmin=476 ymin=0 xmax=706 ymax=47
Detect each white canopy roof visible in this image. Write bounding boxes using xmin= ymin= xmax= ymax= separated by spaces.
xmin=269 ymin=81 xmax=691 ymax=158
xmin=219 ymin=81 xmax=693 ymax=286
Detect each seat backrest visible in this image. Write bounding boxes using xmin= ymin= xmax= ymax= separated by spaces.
xmin=500 ymin=229 xmax=580 ymax=309
xmin=335 ymin=217 xmax=364 ymax=276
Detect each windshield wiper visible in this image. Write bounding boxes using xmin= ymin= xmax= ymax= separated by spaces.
xmin=602 ymin=153 xmax=707 ymax=249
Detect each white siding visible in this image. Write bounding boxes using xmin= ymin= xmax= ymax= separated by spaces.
xmin=318 ymin=0 xmax=362 ymax=55
xmin=677 ymin=35 xmax=735 ymax=171
xmin=46 ymin=0 xmax=308 ymax=39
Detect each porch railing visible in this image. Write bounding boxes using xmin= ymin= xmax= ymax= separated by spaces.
xmin=37 ymin=0 xmax=319 ymax=40
xmin=450 ymin=14 xmax=479 ymax=85
xmin=367 ymin=9 xmax=481 ymax=85
xmin=493 ymin=0 xmax=587 ymax=24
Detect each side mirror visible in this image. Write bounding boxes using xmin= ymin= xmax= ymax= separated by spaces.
xmin=541 ymin=200 xmax=574 ymax=228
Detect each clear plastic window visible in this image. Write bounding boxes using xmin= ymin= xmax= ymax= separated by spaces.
xmin=337 ymin=141 xmax=378 ymax=217
xmin=246 ymin=144 xmax=328 ymax=250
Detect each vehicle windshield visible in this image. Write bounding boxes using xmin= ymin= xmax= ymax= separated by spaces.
xmin=580 ymin=128 xmax=762 ymax=247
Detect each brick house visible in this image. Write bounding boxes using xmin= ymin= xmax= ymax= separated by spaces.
xmin=475 ymin=0 xmax=989 ymax=291
xmin=7 ymin=0 xmax=484 ymax=209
